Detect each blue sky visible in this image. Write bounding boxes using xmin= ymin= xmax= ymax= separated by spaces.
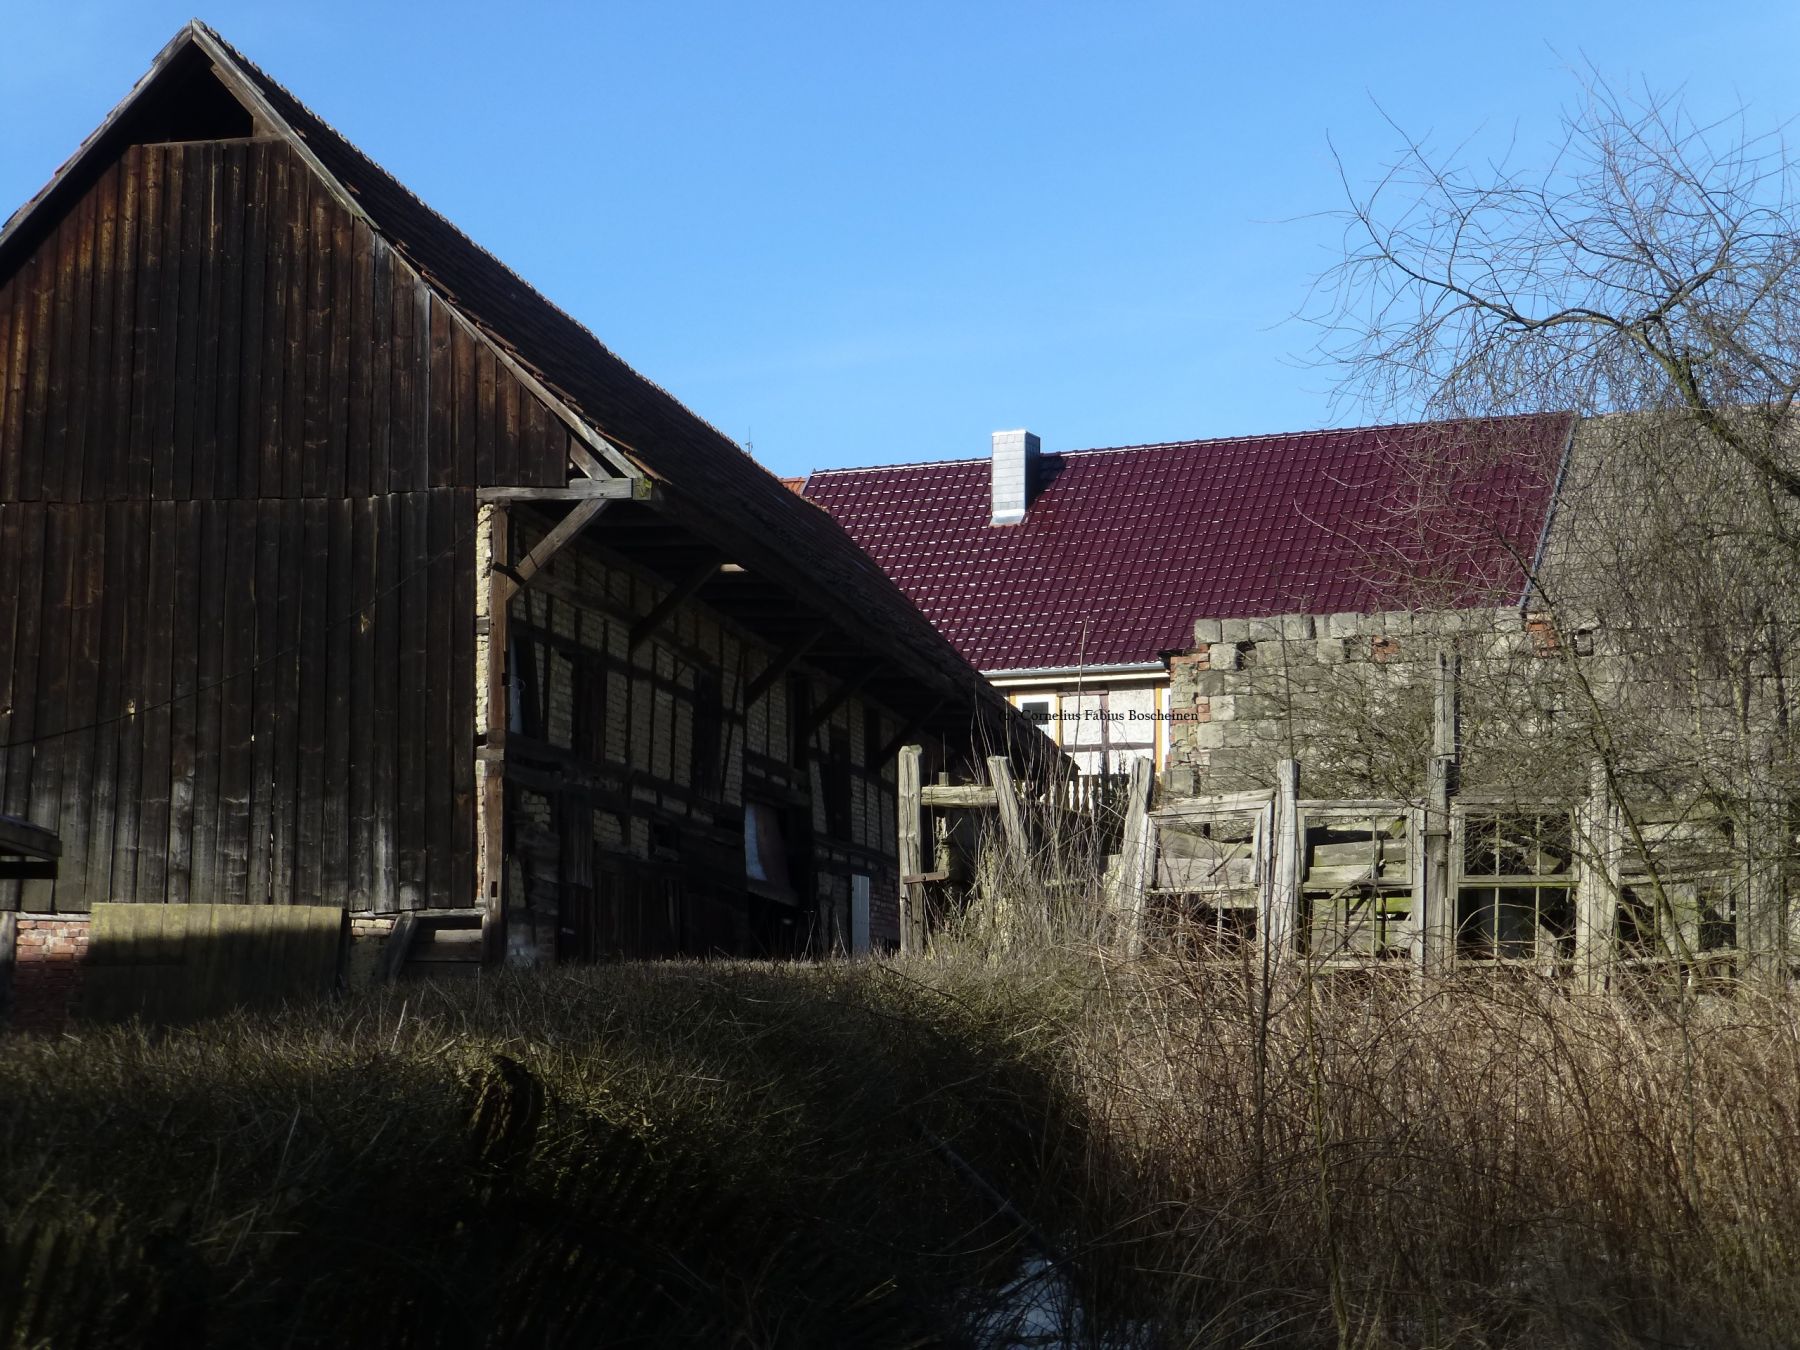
xmin=4 ymin=3 xmax=1798 ymax=477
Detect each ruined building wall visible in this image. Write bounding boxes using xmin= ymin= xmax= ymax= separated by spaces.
xmin=1165 ymin=608 xmax=1588 ymax=802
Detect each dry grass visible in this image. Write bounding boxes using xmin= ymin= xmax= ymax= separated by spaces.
xmin=5 ymin=919 xmax=1800 ymax=1346
xmin=1069 ymin=957 xmax=1800 ymax=1347
xmin=0 ymin=958 xmax=1102 ymax=1349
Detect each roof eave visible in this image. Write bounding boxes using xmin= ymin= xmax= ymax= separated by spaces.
xmin=983 ymin=661 xmax=1168 ymax=681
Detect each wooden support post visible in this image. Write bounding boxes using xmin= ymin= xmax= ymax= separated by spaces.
xmin=745 ymin=626 xmax=826 ymax=706
xmin=1418 ymin=650 xmax=1460 ymax=978
xmin=477 ymin=505 xmax=510 ymax=964
xmin=898 ymin=745 xmax=924 ymax=955
xmin=1574 ymin=758 xmax=1616 ymax=991
xmin=1265 ymin=758 xmax=1301 ymax=967
xmin=0 ymin=910 xmax=14 ymax=1021
xmin=986 ymin=755 xmax=1030 ymax=868
xmin=629 ymin=561 xmax=720 ymax=651
xmin=499 ymin=497 xmax=610 ymax=599
xmin=1742 ymin=801 xmax=1785 ymax=987
xmin=1115 ymin=757 xmax=1155 ymax=957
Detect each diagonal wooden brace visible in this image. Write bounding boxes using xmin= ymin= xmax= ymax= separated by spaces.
xmin=495 ymin=498 xmax=610 ymax=603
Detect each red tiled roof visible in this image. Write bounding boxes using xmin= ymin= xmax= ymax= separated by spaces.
xmin=803 ymin=415 xmax=1573 ymax=672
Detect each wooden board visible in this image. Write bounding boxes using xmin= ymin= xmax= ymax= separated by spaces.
xmin=80 ymin=901 xmax=344 ymax=1023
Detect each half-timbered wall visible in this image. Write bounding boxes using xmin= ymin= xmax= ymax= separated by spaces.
xmin=500 ymin=515 xmax=904 ymax=956
xmin=0 ymin=137 xmax=580 ymax=911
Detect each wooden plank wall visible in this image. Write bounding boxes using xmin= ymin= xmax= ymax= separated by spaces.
xmin=0 ymin=139 xmax=576 ymax=503
xmin=81 ymin=900 xmax=345 ymax=1021
xmin=0 ymin=137 xmax=570 ymax=910
xmin=0 ymin=494 xmax=472 ymax=910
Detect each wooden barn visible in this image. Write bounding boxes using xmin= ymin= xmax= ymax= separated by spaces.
xmin=0 ymin=23 xmax=1043 ymax=1014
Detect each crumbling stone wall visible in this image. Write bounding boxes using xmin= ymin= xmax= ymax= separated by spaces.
xmin=1165 ymin=608 xmax=1580 ymax=800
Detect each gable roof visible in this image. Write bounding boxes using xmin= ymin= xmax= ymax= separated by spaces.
xmin=803 ymin=415 xmax=1574 ymax=673
xmin=0 ymin=23 xmax=1031 ymax=751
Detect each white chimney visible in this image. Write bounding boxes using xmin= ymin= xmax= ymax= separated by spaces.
xmin=990 ymin=429 xmax=1040 ymax=526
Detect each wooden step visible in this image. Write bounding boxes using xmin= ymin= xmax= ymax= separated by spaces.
xmin=381 ymin=912 xmax=486 ymax=981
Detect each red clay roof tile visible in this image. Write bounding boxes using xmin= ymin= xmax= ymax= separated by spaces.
xmin=804 ymin=415 xmax=1571 ymax=672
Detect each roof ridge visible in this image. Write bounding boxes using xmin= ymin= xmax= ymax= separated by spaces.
xmin=806 ymin=411 xmax=1574 ymax=478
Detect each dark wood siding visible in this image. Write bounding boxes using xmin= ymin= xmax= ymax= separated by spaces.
xmin=0 ymin=492 xmax=473 ymax=910
xmin=0 ymin=140 xmax=576 ymax=503
xmin=0 ymin=137 xmax=562 ymax=910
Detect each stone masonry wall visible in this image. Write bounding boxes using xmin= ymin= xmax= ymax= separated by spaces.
xmin=1165 ymin=608 xmax=1562 ymax=799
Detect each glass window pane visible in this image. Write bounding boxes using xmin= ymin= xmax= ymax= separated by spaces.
xmin=1458 ymin=885 xmax=1497 ymax=955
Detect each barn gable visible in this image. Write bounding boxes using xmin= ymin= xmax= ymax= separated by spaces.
xmin=0 ymin=23 xmax=1042 ymax=961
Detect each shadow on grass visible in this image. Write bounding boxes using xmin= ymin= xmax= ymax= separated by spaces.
xmin=0 ymin=958 xmax=1120 ymax=1349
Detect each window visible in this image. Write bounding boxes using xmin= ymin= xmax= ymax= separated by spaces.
xmin=691 ymin=669 xmax=723 ymax=796
xmin=1456 ymin=810 xmax=1575 ymax=964
xmin=1302 ymin=812 xmax=1413 ymax=959
xmin=863 ymin=705 xmax=883 ymax=767
xmin=850 ymin=874 xmax=871 ymax=956
xmin=1020 ymin=699 xmax=1052 ymax=725
xmin=745 ymin=801 xmax=794 ymax=898
xmin=822 ymin=726 xmax=852 ymax=838
xmin=570 ymin=657 xmax=605 ymax=761
xmin=507 ymin=634 xmax=546 ymax=739
xmin=1618 ymin=878 xmax=1738 ymax=962
xmin=787 ymin=675 xmax=812 ymax=768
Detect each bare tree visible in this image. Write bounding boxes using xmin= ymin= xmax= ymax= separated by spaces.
xmin=1295 ymin=74 xmax=1800 ymax=980
xmin=1318 ymin=76 xmax=1800 ymax=476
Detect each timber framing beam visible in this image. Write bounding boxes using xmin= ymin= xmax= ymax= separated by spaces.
xmin=567 ymin=439 xmax=611 ymax=480
xmin=496 ymin=498 xmax=611 ymax=602
xmin=477 ymin=506 xmax=511 ymax=964
xmin=807 ymin=668 xmax=874 ymax=735
xmin=478 ymin=479 xmax=652 ymax=503
xmin=745 ymin=625 xmax=827 ymax=705
xmin=875 ymin=699 xmax=945 ymax=766
xmin=630 ymin=562 xmax=722 ymax=651
xmin=0 ymin=813 xmax=60 ymax=861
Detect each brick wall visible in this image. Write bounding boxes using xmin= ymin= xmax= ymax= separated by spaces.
xmin=8 ymin=914 xmax=91 ymax=1032
xmin=345 ymin=914 xmax=397 ymax=986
